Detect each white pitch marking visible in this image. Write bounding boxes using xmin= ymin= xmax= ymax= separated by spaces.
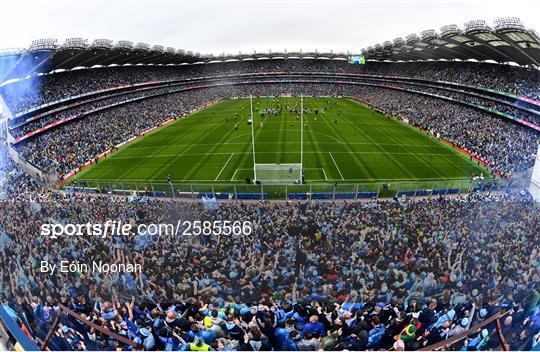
xmin=304 ymin=168 xmax=328 ymax=181
xmin=110 ymin=151 xmax=460 ymax=159
xmin=230 ymin=168 xmax=252 ymax=181
xmin=125 ymin=141 xmax=448 ymax=150
xmin=76 ymin=176 xmax=474 ymax=183
xmin=215 ymin=153 xmax=234 ymax=181
xmin=329 ymin=152 xmax=345 ymax=180
xmin=230 ymin=169 xmax=239 ymax=181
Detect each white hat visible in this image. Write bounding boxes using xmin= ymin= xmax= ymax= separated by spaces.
xmin=460 ymin=317 xmax=469 ymax=327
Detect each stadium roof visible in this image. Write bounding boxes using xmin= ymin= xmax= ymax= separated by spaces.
xmin=1 ymin=17 xmax=539 ymax=83
xmin=0 ymin=38 xmax=351 ymax=83
xmin=362 ymin=18 xmax=540 ymax=66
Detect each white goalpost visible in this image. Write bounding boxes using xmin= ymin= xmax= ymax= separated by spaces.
xmin=251 ymin=95 xmax=304 ymax=184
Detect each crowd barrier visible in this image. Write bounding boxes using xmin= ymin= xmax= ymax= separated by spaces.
xmin=0 ymin=305 xmax=39 ymax=351
xmin=65 ymin=178 xmax=509 ymax=201
xmin=0 ymin=302 xmax=514 ymax=351
xmin=41 ymin=303 xmax=142 ymax=351
xmin=418 ymin=310 xmax=511 ymax=351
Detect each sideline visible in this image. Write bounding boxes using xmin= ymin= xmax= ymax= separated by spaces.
xmin=215 ymin=153 xmax=235 ymax=180
xmin=329 ymin=152 xmax=345 ymax=180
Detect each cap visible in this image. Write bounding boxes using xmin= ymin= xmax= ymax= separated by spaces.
xmin=460 ymin=317 xmax=469 ymax=327
xmin=480 ymin=308 xmax=488 ymax=318
xmin=140 ymin=328 xmax=150 ymax=337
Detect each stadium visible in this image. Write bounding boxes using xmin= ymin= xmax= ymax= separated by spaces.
xmin=0 ymin=8 xmax=539 ymax=352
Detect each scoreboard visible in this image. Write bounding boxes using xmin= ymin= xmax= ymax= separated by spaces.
xmin=348 ymin=55 xmax=366 ymax=64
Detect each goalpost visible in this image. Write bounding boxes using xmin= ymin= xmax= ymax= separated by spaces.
xmin=251 ymin=95 xmax=304 ymax=184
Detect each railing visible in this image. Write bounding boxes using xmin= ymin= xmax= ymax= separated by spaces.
xmin=4 ymin=302 xmax=513 ymax=351
xmin=41 ymin=303 xmax=142 ymax=351
xmin=420 ymin=310 xmax=510 ymax=351
xmin=66 ymin=178 xmax=509 ymax=200
xmin=0 ymin=304 xmax=39 ymax=351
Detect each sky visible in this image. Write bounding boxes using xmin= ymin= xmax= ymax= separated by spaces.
xmin=1 ymin=0 xmax=539 ymax=55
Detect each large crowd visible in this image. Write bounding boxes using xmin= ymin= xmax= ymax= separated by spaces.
xmin=1 ymin=60 xmax=539 ymax=114
xmin=8 ymin=85 xmax=194 ymax=139
xmin=0 ymin=140 xmax=39 ymax=196
xmin=0 ymin=60 xmax=539 ymax=351
xmin=12 ymin=82 xmax=539 ymax=178
xmin=355 ymin=88 xmax=539 ymax=176
xmin=373 ymin=81 xmax=540 ymax=127
xmin=15 ymin=87 xmax=226 ymax=175
xmin=0 ymin=182 xmax=539 ymax=350
xmin=1 ymin=59 xmax=537 ymax=180
xmin=8 ymin=74 xmax=540 ymax=140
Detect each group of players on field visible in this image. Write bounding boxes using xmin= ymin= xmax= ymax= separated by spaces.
xmin=228 ymin=99 xmax=341 ymax=130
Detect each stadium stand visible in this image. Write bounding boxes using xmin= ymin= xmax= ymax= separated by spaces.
xmin=2 ymin=61 xmax=540 ymax=116
xmin=0 ymin=174 xmax=539 ymax=350
xmin=0 ymin=17 xmax=539 ymax=351
xmin=9 ymin=82 xmax=539 ymax=179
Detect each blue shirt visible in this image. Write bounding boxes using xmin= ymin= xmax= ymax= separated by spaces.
xmin=302 ymin=322 xmax=327 ymax=337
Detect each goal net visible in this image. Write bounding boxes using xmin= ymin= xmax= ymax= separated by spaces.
xmin=250 ymin=95 xmax=304 ymax=185
xmin=254 ymin=163 xmax=302 ymax=184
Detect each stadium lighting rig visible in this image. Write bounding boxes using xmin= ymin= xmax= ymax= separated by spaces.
xmin=28 ymin=38 xmax=58 ymax=52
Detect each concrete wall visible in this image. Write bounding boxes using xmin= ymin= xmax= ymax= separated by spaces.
xmin=529 ymin=144 xmax=540 ymax=202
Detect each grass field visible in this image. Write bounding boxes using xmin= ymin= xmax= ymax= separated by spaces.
xmin=71 ymin=97 xmax=489 ymax=195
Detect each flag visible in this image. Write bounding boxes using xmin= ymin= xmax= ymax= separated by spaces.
xmin=202 ymin=195 xmax=219 ymax=210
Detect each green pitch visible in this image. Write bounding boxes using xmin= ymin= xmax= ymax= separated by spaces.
xmin=71 ymin=97 xmax=489 ymax=192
